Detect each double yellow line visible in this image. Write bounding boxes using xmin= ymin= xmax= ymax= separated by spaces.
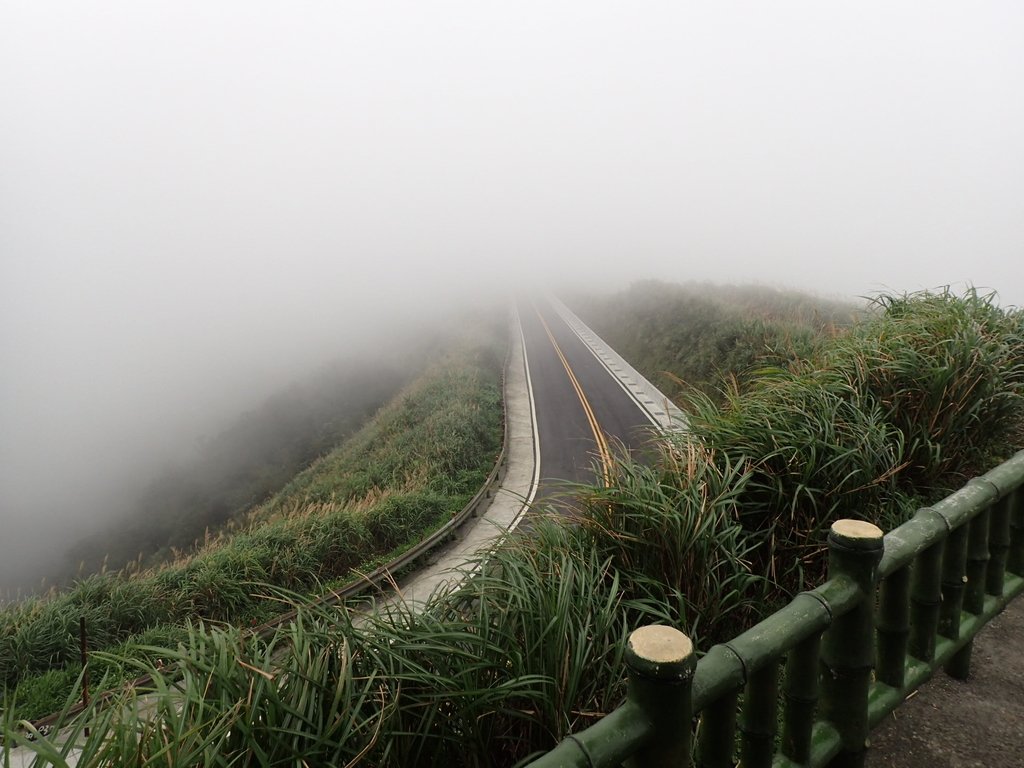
xmin=534 ymin=305 xmax=613 ymax=486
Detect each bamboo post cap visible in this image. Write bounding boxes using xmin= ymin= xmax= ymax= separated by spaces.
xmin=626 ymin=625 xmax=694 ymax=681
xmin=830 ymin=519 xmax=884 ymax=550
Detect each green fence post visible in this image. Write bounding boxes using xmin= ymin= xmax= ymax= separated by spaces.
xmin=820 ymin=519 xmax=883 ymax=768
xmin=908 ymin=532 xmax=943 ymax=662
xmin=938 ymin=522 xmax=969 ymax=673
xmin=947 ymin=503 xmax=992 ymax=680
xmin=696 ymin=690 xmax=738 ymax=768
xmin=963 ymin=486 xmax=993 ymax=604
xmin=739 ymin=660 xmax=778 ymax=768
xmin=986 ymin=492 xmax=1012 ymax=596
xmin=876 ymin=565 xmax=910 ymax=688
xmin=781 ymin=634 xmax=820 ymax=764
xmin=1007 ymin=488 xmax=1023 ymax=577
xmin=624 ymin=625 xmax=697 ymax=768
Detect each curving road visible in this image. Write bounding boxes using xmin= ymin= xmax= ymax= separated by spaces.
xmin=518 ymin=296 xmax=661 ymax=506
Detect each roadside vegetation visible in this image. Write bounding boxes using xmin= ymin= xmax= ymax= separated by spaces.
xmin=569 ymin=279 xmax=860 ymax=403
xmin=682 ymin=288 xmax=1024 ymax=590
xmin=5 ymin=287 xmax=1023 ymax=767
xmin=1 ymin=317 xmax=505 ymax=721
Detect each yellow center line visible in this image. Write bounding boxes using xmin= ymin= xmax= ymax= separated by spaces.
xmin=534 ymin=305 xmax=613 ymax=486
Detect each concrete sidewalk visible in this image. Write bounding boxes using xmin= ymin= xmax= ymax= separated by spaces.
xmin=867 ymin=596 xmax=1024 ymax=768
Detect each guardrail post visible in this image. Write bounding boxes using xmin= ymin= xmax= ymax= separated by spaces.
xmin=820 ymin=519 xmax=883 ymax=768
xmin=624 ymin=625 xmax=696 ymax=768
xmin=908 ymin=521 xmax=943 ymax=663
xmin=781 ymin=633 xmax=819 ymax=764
xmin=938 ymin=521 xmax=968 ymax=679
xmin=876 ymin=565 xmax=910 ymax=688
xmin=696 ymin=688 xmax=738 ymax=768
xmin=947 ymin=501 xmax=991 ymax=680
xmin=1008 ymin=488 xmax=1023 ymax=576
xmin=986 ymin=492 xmax=1012 ymax=596
xmin=740 ymin=660 xmax=778 ymax=768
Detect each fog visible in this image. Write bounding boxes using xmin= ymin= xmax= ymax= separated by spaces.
xmin=2 ymin=2 xmax=1022 ymax=593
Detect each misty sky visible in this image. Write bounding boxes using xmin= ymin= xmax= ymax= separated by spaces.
xmin=2 ymin=3 xmax=1022 ymax=588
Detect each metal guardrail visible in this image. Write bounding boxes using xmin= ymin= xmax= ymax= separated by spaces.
xmin=528 ymin=448 xmax=1024 ymax=768
xmin=255 ymin=374 xmax=511 ymax=630
xmin=32 ymin=328 xmax=515 ymax=729
xmin=264 ymin=316 xmax=516 ymax=625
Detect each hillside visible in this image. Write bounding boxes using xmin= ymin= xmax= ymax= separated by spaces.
xmin=60 ymin=358 xmax=412 ymax=582
xmin=0 ymin=309 xmax=506 ymax=720
xmin=569 ymin=280 xmax=861 ymax=403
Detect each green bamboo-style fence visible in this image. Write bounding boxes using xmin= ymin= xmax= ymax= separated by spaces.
xmin=527 ymin=449 xmax=1024 ymax=768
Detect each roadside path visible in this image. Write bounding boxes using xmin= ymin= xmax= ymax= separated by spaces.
xmin=382 ymin=305 xmax=539 ymax=607
xmin=867 ymin=596 xmax=1024 ymax=768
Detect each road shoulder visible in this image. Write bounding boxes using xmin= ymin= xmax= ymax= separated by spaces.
xmin=867 ymin=596 xmax=1024 ymax=768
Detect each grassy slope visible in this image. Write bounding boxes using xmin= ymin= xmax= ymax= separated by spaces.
xmin=569 ymin=280 xmax=860 ymax=402
xmin=1 ymin=318 xmax=505 ymax=720
xmin=64 ymin=357 xmax=414 ymax=580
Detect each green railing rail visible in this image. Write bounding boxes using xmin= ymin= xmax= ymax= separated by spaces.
xmin=527 ymin=449 xmax=1024 ymax=768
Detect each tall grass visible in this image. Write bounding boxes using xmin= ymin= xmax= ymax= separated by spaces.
xmin=568 ymin=441 xmax=762 ymax=639
xmin=682 ymin=288 xmax=1024 ymax=589
xmin=4 ymin=516 xmax=751 ymax=767
xmin=826 ymin=289 xmax=1024 ymax=485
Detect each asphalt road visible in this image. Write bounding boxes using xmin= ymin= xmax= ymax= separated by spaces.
xmin=518 ymin=296 xmax=660 ymax=506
